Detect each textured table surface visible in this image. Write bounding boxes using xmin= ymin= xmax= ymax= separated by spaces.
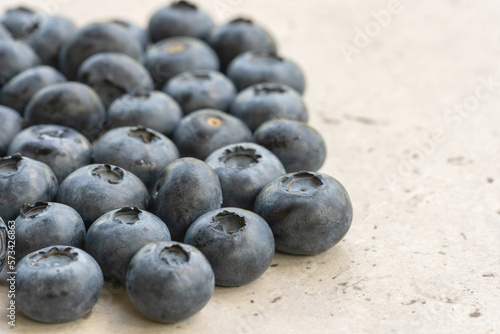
xmin=1 ymin=0 xmax=499 ymax=333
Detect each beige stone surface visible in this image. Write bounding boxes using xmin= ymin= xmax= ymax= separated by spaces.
xmin=1 ymin=0 xmax=500 ymax=333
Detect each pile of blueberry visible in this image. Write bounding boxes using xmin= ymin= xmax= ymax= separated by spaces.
xmin=0 ymin=1 xmax=353 ymax=324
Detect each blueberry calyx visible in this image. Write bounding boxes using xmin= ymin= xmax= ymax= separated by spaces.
xmin=191 ymin=72 xmax=211 ymax=80
xmin=253 ymin=84 xmax=286 ymax=95
xmin=39 ymin=129 xmax=67 ymax=139
xmin=23 ymin=19 xmax=41 ymax=36
xmin=21 ymin=202 xmax=50 ymax=219
xmin=128 ymin=127 xmax=159 ymax=143
xmin=168 ymin=43 xmax=187 ymax=54
xmin=130 ymin=89 xmax=151 ymax=99
xmin=112 ymin=206 xmax=142 ymax=224
xmin=211 ymin=210 xmax=246 ymax=234
xmin=279 ymin=171 xmax=323 ymax=195
xmin=219 ymin=146 xmax=262 ymax=168
xmin=230 ymin=17 xmax=253 ymax=25
xmin=28 ymin=246 xmax=78 ymax=267
xmin=172 ymin=1 xmax=197 ymax=10
xmin=91 ymin=164 xmax=124 ymax=184
xmin=0 ymin=153 xmax=23 ymax=176
xmin=159 ymin=244 xmax=190 ymax=265
xmin=206 ymin=116 xmax=222 ymax=127
xmin=251 ymin=51 xmax=283 ymax=62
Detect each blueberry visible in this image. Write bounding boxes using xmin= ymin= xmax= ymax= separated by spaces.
xmin=0 ymin=65 xmax=66 ymax=114
xmin=173 ymin=109 xmax=253 ymax=160
xmin=107 ymin=90 xmax=182 ymax=137
xmin=57 ymin=164 xmax=149 ymax=228
xmin=185 ymin=208 xmax=274 ymax=286
xmin=26 ymin=16 xmax=77 ymax=68
xmin=86 ymin=207 xmax=171 ymax=285
xmin=126 ymin=241 xmax=214 ymax=323
xmin=59 ymin=23 xmax=142 ymax=80
xmin=209 ymin=17 xmax=276 ymax=72
xmin=77 ymin=52 xmax=154 ymax=108
xmin=0 ymin=105 xmax=22 ymax=156
xmin=0 ymin=6 xmax=39 ymax=40
xmin=145 ymin=36 xmax=219 ymax=89
xmin=7 ymin=124 xmax=92 ymax=183
xmin=229 ymin=82 xmax=308 ymax=131
xmin=227 ymin=51 xmax=306 ymax=94
xmin=205 ymin=142 xmax=286 ymax=210
xmin=254 ymin=171 xmax=353 ymax=255
xmin=0 ymin=23 xmax=12 ymax=40
xmin=149 ymin=0 xmax=214 ymax=43
xmin=0 ymin=154 xmax=58 ymax=222
xmin=163 ymin=69 xmax=236 ymax=114
xmin=152 ymin=158 xmax=222 ymax=241
xmin=24 ymin=82 xmax=106 ymax=140
xmin=0 ymin=39 xmax=40 ymax=87
xmin=0 ymin=217 xmax=7 ymax=272
xmin=14 ymin=202 xmax=86 ymax=262
xmin=254 ymin=119 xmax=326 ymax=172
xmin=16 ymin=245 xmax=103 ymax=323
xmin=93 ymin=126 xmax=179 ymax=192
xmin=108 ymin=19 xmax=150 ymax=50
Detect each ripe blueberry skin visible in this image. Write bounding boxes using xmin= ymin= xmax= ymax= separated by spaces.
xmin=86 ymin=207 xmax=171 ymax=285
xmin=107 ymin=90 xmax=182 ymax=137
xmin=209 ymin=17 xmax=277 ymax=72
xmin=229 ymin=82 xmax=308 ymax=131
xmin=77 ymin=52 xmax=154 ymax=108
xmin=0 ymin=106 xmax=22 ymax=155
xmin=57 ymin=164 xmax=149 ymax=229
xmin=59 ymin=23 xmax=142 ymax=80
xmin=0 ymin=65 xmax=66 ymax=114
xmin=0 ymin=23 xmax=12 ymax=40
xmin=7 ymin=124 xmax=92 ymax=183
xmin=145 ymin=36 xmax=220 ymax=89
xmin=149 ymin=0 xmax=214 ymax=43
xmin=0 ymin=6 xmax=39 ymax=40
xmin=254 ymin=119 xmax=326 ymax=172
xmin=173 ymin=109 xmax=253 ymax=160
xmin=0 ymin=154 xmax=58 ymax=222
xmin=152 ymin=158 xmax=222 ymax=241
xmin=14 ymin=202 xmax=86 ymax=262
xmin=163 ymin=69 xmax=236 ymax=114
xmin=0 ymin=217 xmax=7 ymax=272
xmin=24 ymin=82 xmax=106 ymax=140
xmin=227 ymin=51 xmax=306 ymax=94
xmin=26 ymin=16 xmax=77 ymax=68
xmin=126 ymin=241 xmax=214 ymax=323
xmin=205 ymin=142 xmax=286 ymax=210
xmin=254 ymin=171 xmax=353 ymax=255
xmin=16 ymin=245 xmax=103 ymax=323
xmin=0 ymin=39 xmax=41 ymax=87
xmin=185 ymin=208 xmax=275 ymax=287
xmin=108 ymin=19 xmax=150 ymax=51
xmin=93 ymin=126 xmax=179 ymax=192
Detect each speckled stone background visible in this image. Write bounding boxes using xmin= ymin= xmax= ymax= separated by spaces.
xmin=1 ymin=0 xmax=499 ymax=333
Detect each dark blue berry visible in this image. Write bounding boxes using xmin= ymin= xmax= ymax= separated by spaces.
xmin=205 ymin=142 xmax=286 ymax=210
xmin=126 ymin=241 xmax=214 ymax=323
xmin=149 ymin=1 xmax=214 ymax=43
xmin=86 ymin=207 xmax=171 ymax=285
xmin=16 ymin=245 xmax=103 ymax=323
xmin=173 ymin=109 xmax=253 ymax=160
xmin=185 ymin=208 xmax=274 ymax=286
xmin=254 ymin=119 xmax=326 ymax=172
xmin=7 ymin=124 xmax=92 ymax=183
xmin=254 ymin=171 xmax=353 ymax=255
xmin=227 ymin=51 xmax=305 ymax=94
